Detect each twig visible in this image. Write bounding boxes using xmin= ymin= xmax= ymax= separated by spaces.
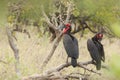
xmin=84 ymin=22 xmax=97 ymax=33
xmin=65 ymin=3 xmax=73 ymax=23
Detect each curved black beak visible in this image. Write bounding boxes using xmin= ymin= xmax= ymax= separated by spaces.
xmin=58 ymin=24 xmax=66 ymax=31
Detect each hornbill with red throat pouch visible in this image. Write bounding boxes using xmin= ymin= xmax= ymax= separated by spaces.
xmin=62 ymin=23 xmax=79 ymax=67
xmin=87 ymin=33 xmax=105 ymax=70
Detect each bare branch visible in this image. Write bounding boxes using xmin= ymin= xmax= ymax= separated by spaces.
xmin=77 ymin=62 xmax=101 ymax=75
xmin=65 ymin=3 xmax=73 ymax=23
xmin=71 ymin=22 xmax=97 ymax=34
xmin=6 ymin=27 xmax=21 ymax=78
xmin=84 ymin=22 xmax=97 ymax=33
xmin=42 ymin=7 xmax=57 ymax=30
xmin=22 ymin=61 xmax=102 ymax=80
xmin=40 ymin=2 xmax=74 ymax=71
xmin=45 ymin=61 xmax=101 ymax=75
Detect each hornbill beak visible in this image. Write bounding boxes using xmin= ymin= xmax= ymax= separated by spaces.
xmin=58 ymin=24 xmax=66 ymax=31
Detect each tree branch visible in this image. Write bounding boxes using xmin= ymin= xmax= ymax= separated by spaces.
xmin=40 ymin=3 xmax=74 ymax=70
xmin=71 ymin=22 xmax=97 ymax=35
xmin=6 ymin=27 xmax=21 ymax=78
xmin=84 ymin=22 xmax=97 ymax=33
xmin=45 ymin=61 xmax=101 ymax=75
xmin=22 ymin=61 xmax=102 ymax=80
xmin=42 ymin=7 xmax=57 ymax=30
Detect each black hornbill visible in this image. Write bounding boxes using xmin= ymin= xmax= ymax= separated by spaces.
xmin=62 ymin=23 xmax=79 ymax=67
xmin=87 ymin=33 xmax=105 ymax=70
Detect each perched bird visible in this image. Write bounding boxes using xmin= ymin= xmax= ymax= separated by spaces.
xmin=62 ymin=23 xmax=79 ymax=67
xmin=87 ymin=33 xmax=105 ymax=70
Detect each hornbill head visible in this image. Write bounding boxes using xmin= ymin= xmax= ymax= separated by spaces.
xmin=93 ymin=33 xmax=103 ymax=42
xmin=62 ymin=23 xmax=71 ymax=34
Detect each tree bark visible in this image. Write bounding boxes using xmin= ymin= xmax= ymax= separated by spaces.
xmin=22 ymin=61 xmax=102 ymax=80
xmin=6 ymin=27 xmax=21 ymax=78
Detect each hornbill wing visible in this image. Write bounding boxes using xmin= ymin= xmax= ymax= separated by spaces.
xmin=95 ymin=42 xmax=105 ymax=62
xmin=63 ymin=34 xmax=79 ymax=59
xmin=87 ymin=39 xmax=101 ymax=70
xmin=73 ymin=36 xmax=79 ymax=58
xmin=100 ymin=45 xmax=105 ymax=62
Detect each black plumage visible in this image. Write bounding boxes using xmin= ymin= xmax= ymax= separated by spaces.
xmin=87 ymin=33 xmax=105 ymax=70
xmin=62 ymin=23 xmax=79 ymax=67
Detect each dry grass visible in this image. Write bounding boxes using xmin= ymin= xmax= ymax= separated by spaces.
xmin=0 ymin=27 xmax=120 ymax=80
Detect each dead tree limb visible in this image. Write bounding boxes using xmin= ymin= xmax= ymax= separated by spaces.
xmin=45 ymin=61 xmax=101 ymax=75
xmin=22 ymin=61 xmax=102 ymax=80
xmin=40 ymin=3 xmax=73 ymax=70
xmin=6 ymin=27 xmax=21 ymax=78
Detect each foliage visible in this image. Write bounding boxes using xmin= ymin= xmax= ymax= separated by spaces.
xmin=7 ymin=0 xmax=120 ymax=38
xmin=0 ymin=0 xmax=120 ymax=79
xmin=109 ymin=54 xmax=120 ymax=80
xmin=110 ymin=22 xmax=120 ymax=38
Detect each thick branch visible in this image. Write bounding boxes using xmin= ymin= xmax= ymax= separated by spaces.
xmin=6 ymin=27 xmax=21 ymax=77
xmin=22 ymin=61 xmax=102 ymax=80
xmin=40 ymin=3 xmax=73 ymax=70
xmin=45 ymin=61 xmax=100 ymax=75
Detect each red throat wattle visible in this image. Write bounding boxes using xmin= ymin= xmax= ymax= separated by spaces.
xmin=97 ymin=33 xmax=103 ymax=39
xmin=62 ymin=23 xmax=71 ymax=33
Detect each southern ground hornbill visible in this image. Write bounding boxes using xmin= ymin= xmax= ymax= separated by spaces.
xmin=62 ymin=23 xmax=79 ymax=67
xmin=87 ymin=33 xmax=105 ymax=70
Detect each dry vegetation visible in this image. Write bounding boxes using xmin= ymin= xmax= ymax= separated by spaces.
xmin=0 ymin=26 xmax=120 ymax=80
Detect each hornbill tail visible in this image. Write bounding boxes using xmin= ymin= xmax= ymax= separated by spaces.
xmin=96 ymin=62 xmax=101 ymax=70
xmin=71 ymin=58 xmax=77 ymax=67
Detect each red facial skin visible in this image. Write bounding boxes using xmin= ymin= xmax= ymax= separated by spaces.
xmin=96 ymin=33 xmax=103 ymax=40
xmin=62 ymin=23 xmax=71 ymax=34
